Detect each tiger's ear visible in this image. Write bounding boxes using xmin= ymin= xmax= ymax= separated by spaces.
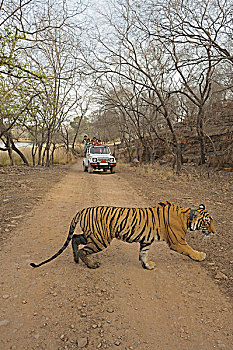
xmin=199 ymin=204 xmax=205 ymax=210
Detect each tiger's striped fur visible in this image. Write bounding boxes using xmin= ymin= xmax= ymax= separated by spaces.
xmin=30 ymin=201 xmax=216 ymax=269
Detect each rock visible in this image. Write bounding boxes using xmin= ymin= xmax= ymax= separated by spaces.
xmin=131 ymin=158 xmax=139 ymax=167
xmin=167 ymin=176 xmax=176 ymax=181
xmin=2 ymin=294 xmax=10 ymax=299
xmin=0 ymin=320 xmax=10 ymax=326
xmin=215 ymin=272 xmax=228 ymax=280
xmin=11 ymin=215 xmax=23 ymax=219
xmin=216 ymin=341 xmax=226 ymax=348
xmin=114 ymin=340 xmax=121 ymax=346
xmin=76 ymin=337 xmax=88 ymax=348
xmin=107 ymin=308 xmax=114 ymax=313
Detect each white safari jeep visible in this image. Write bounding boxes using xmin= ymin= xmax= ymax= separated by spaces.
xmin=83 ymin=145 xmax=117 ymax=173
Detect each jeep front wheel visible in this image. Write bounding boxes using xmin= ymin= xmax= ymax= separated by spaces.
xmin=88 ymin=163 xmax=93 ymax=173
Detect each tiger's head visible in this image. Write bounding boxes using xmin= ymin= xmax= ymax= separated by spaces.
xmin=189 ymin=204 xmax=216 ymax=236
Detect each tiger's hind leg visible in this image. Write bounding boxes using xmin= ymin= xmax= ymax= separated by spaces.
xmin=139 ymin=242 xmax=156 ymax=270
xmin=72 ymin=234 xmax=87 ymax=264
xmin=77 ymin=236 xmax=111 ymax=269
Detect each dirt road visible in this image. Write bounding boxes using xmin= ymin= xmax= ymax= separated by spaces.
xmin=1 ymin=161 xmax=232 ymax=349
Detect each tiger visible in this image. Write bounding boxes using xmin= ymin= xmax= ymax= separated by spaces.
xmin=30 ymin=201 xmax=216 ymax=270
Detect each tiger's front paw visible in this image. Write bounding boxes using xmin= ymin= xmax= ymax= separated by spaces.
xmin=141 ymin=260 xmax=156 ymax=270
xmin=194 ymin=252 xmax=206 ymax=261
xmin=199 ymin=252 xmax=206 ymax=261
xmin=73 ymin=254 xmax=79 ymax=264
xmin=87 ymin=261 xmax=101 ymax=269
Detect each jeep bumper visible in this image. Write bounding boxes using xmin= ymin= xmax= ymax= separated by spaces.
xmin=90 ymin=162 xmax=116 ymax=170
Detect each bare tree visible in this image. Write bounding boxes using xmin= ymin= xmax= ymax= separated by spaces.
xmin=145 ymin=0 xmax=232 ymax=164
xmin=71 ymin=92 xmax=92 ymax=153
xmin=80 ymin=0 xmax=184 ymax=171
xmin=81 ymin=0 xmax=232 ymax=168
xmin=0 ymin=0 xmax=88 ymax=166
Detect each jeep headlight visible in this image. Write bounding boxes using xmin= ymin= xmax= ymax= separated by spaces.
xmin=109 ymin=157 xmax=115 ymax=163
xmin=92 ymin=158 xmax=97 ymax=162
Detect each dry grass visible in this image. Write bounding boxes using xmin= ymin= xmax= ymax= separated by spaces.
xmin=52 ymin=148 xmax=77 ymax=165
xmin=137 ymin=163 xmax=175 ymax=179
xmin=0 ymin=145 xmax=79 ymax=167
xmin=118 ymin=160 xmax=177 ymax=180
xmin=118 ymin=159 xmax=223 ymax=184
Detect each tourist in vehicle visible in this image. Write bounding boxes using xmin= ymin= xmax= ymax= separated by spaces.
xmin=83 ymin=135 xmax=88 ymax=153
xmin=93 ymin=137 xmax=99 ymax=146
xmin=84 ymin=137 xmax=90 ymax=155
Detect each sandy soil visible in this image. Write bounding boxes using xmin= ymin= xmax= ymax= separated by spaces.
xmin=0 ymin=160 xmax=232 ymax=350
xmin=120 ymin=163 xmax=233 ymax=298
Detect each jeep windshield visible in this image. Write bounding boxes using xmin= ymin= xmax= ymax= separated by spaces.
xmin=89 ymin=146 xmax=110 ymax=155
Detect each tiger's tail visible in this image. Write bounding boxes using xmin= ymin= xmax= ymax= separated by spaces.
xmin=30 ymin=210 xmax=82 ymax=268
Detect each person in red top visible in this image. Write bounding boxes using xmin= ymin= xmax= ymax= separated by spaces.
xmin=93 ymin=137 xmax=99 ymax=145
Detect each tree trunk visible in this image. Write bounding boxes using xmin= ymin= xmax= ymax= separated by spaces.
xmin=197 ymin=107 xmax=206 ymax=165
xmin=125 ymin=139 xmax=133 ymax=162
xmin=41 ymin=148 xmax=46 ymax=166
xmin=160 ymin=109 xmax=182 ymax=174
xmin=72 ymin=116 xmax=83 ymax=152
xmin=45 ymin=132 xmax=51 ymax=167
xmin=31 ymin=143 xmax=37 ymax=166
xmin=50 ymin=143 xmax=56 ymax=165
xmin=204 ymin=132 xmax=221 ymax=167
xmin=6 ymin=135 xmax=14 ymax=166
xmin=37 ymin=143 xmax=43 ymax=165
xmin=10 ymin=137 xmax=29 ymax=166
xmin=175 ymin=143 xmax=182 ymax=173
xmin=46 ymin=147 xmax=50 ymax=166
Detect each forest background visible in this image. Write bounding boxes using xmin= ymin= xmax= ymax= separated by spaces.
xmin=0 ymin=0 xmax=232 ymax=172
